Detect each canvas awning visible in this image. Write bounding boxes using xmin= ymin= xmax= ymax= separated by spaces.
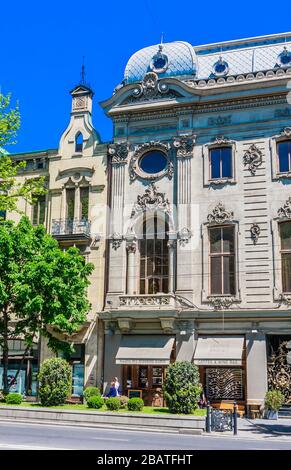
xmin=116 ymin=335 xmax=175 ymax=365
xmin=193 ymin=336 xmax=244 ymax=366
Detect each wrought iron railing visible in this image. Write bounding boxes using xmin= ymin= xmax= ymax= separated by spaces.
xmin=52 ymin=218 xmax=91 ymax=237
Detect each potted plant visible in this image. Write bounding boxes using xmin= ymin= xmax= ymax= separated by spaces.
xmin=264 ymin=390 xmax=284 ymax=419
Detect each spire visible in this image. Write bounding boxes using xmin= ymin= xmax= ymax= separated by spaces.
xmin=80 ymin=56 xmax=86 ymax=85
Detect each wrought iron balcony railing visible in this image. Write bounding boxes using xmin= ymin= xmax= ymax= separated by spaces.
xmin=52 ymin=218 xmax=91 ymax=237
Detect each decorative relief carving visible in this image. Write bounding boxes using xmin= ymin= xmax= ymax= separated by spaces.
xmin=243 ymin=144 xmax=263 ymax=175
xmin=250 ymin=223 xmax=261 ymax=245
xmin=278 ymin=197 xmax=291 ymax=219
xmin=212 ymin=136 xmax=231 ymax=145
xmin=108 ymin=142 xmax=128 ymax=164
xmin=281 ymin=127 xmax=291 ymax=138
xmin=111 ymin=232 xmax=123 ymax=250
xmin=126 ymin=240 xmax=137 ymax=253
xmin=167 ymin=239 xmax=177 ymax=249
xmin=131 ymin=183 xmax=171 ymax=217
xmin=279 ymin=293 xmax=291 ymax=306
xmin=129 ymin=141 xmax=172 ymax=181
xmin=178 ymin=227 xmax=192 ymax=246
xmin=207 ymin=202 xmax=234 ymax=225
xmin=125 ymin=72 xmax=182 ymax=103
xmin=208 ymin=116 xmax=232 ymax=127
xmin=173 ymin=135 xmax=196 ymax=158
xmin=119 ymin=295 xmax=171 ymax=307
xmin=208 ymin=297 xmax=235 ymax=310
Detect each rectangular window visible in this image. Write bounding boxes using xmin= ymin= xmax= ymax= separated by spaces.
xmin=32 ymin=195 xmax=46 ymax=225
xmin=209 ymin=226 xmax=235 ymax=295
xmin=80 ymin=187 xmax=89 ymax=220
xmin=278 ymin=141 xmax=291 ymax=173
xmin=66 ymin=188 xmax=75 ymax=220
xmin=280 ymin=221 xmax=291 ymax=292
xmin=210 ymin=147 xmax=232 ymax=179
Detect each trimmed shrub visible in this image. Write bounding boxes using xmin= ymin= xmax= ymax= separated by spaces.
xmin=118 ymin=395 xmax=129 ymax=409
xmin=87 ymin=395 xmax=104 ymax=409
xmin=128 ymin=397 xmax=144 ymax=411
xmin=5 ymin=393 xmax=22 ymax=405
xmin=83 ymin=386 xmax=100 ymax=402
xmin=106 ymin=397 xmax=121 ymax=411
xmin=163 ymin=361 xmax=202 ymax=414
xmin=265 ymin=390 xmax=284 ymax=411
xmin=38 ymin=358 xmax=72 ymax=407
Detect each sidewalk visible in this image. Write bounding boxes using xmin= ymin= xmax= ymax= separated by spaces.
xmin=209 ymin=417 xmax=291 ymax=441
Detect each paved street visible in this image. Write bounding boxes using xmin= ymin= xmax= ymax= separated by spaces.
xmin=0 ymin=419 xmax=290 ymax=450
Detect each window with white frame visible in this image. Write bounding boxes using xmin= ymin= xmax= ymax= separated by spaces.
xmin=277 ymin=140 xmax=291 ymax=173
xmin=280 ymin=221 xmax=291 ymax=293
xmin=209 ymin=225 xmax=235 ymax=295
xmin=210 ymin=147 xmax=232 ymax=180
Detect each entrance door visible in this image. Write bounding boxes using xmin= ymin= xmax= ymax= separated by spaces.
xmin=123 ymin=365 xmax=165 ymax=406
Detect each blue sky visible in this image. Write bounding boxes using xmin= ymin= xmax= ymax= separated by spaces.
xmin=1 ymin=0 xmax=290 ymax=153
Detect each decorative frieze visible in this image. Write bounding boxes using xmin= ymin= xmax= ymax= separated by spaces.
xmin=207 ymin=202 xmax=234 ymax=225
xmin=278 ymin=197 xmax=291 ymax=219
xmin=173 ymin=135 xmax=196 ymax=158
xmin=208 ymin=297 xmax=235 ymax=310
xmin=108 ymin=142 xmax=128 ymax=164
xmin=243 ymin=144 xmax=263 ymax=175
xmin=208 ymin=116 xmax=232 ymax=126
xmin=119 ymin=295 xmax=172 ymax=307
xmin=131 ymin=183 xmax=171 ymax=217
xmin=250 ymin=223 xmax=261 ymax=245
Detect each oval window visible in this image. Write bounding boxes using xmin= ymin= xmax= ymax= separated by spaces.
xmin=139 ymin=151 xmax=167 ymax=174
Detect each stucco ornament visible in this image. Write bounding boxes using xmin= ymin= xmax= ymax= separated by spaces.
xmin=281 ymin=127 xmax=291 ymax=138
xmin=209 ymin=297 xmax=234 ymax=310
xmin=250 ymin=223 xmax=261 ymax=245
xmin=111 ymin=232 xmax=123 ymax=250
xmin=213 ymin=136 xmax=231 ymax=145
xmin=173 ymin=135 xmax=196 ymax=158
xmin=178 ymin=227 xmax=192 ymax=246
xmin=278 ymin=197 xmax=291 ymax=219
xmin=129 ymin=140 xmax=172 ymax=181
xmin=243 ymin=144 xmax=263 ymax=175
xmin=129 ymin=72 xmax=179 ymax=102
xmin=131 ymin=183 xmax=171 ymax=217
xmin=108 ymin=142 xmax=128 ymax=164
xmin=207 ymin=202 xmax=234 ymax=224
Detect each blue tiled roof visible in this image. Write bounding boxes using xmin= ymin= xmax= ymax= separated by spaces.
xmin=123 ymin=34 xmax=291 ymax=83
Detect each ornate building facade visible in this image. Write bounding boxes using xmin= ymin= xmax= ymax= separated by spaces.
xmin=100 ymin=32 xmax=291 ymax=411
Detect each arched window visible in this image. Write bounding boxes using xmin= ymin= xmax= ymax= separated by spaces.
xmin=75 ymin=132 xmax=83 ymax=153
xmin=139 ymin=212 xmax=169 ymax=294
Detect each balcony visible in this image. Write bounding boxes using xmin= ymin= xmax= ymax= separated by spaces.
xmin=52 ymin=218 xmax=91 ymax=242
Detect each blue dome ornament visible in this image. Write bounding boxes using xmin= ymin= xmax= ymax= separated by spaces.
xmin=212 ymin=56 xmax=229 ymax=77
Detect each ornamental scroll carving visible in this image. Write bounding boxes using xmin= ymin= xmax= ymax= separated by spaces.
xmin=250 ymin=223 xmax=261 ymax=245
xmin=108 ymin=142 xmax=128 ymax=164
xmin=178 ymin=227 xmax=192 ymax=246
xmin=207 ymin=202 xmax=234 ymax=225
xmin=208 ymin=297 xmax=235 ymax=310
xmin=173 ymin=135 xmax=196 ymax=158
xmin=243 ymin=144 xmax=263 ymax=175
xmin=281 ymin=127 xmax=291 ymax=138
xmin=278 ymin=197 xmax=291 ymax=219
xmin=126 ymin=72 xmax=182 ymax=103
xmin=131 ymin=183 xmax=171 ymax=217
xmin=111 ymin=232 xmax=123 ymax=250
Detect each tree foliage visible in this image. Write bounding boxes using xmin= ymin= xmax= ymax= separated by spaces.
xmin=163 ymin=361 xmax=202 ymax=414
xmin=0 ymin=217 xmax=94 ymax=393
xmin=38 ymin=358 xmax=72 ymax=406
xmin=0 ymin=92 xmax=46 ymax=214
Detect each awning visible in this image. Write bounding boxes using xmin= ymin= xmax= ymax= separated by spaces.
xmin=193 ymin=336 xmax=244 ymax=366
xmin=116 ymin=335 xmax=175 ymax=365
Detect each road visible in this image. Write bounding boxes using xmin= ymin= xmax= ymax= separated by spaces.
xmin=0 ymin=419 xmax=290 ymax=450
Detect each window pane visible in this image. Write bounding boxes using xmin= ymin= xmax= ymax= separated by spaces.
xmin=210 ymin=149 xmax=221 ymax=178
xmin=222 ymin=226 xmax=235 ymax=253
xmin=282 ymin=253 xmax=291 ymax=292
xmin=80 ymin=187 xmax=89 ymax=219
xmin=221 ymin=147 xmax=232 ymax=178
xmin=210 ymin=256 xmax=222 ymax=294
xmin=210 ymin=228 xmax=222 ymax=253
xmin=278 ymin=142 xmax=290 ymax=173
xmin=66 ymin=189 xmax=75 ymax=220
xmin=140 ymin=280 xmax=145 ymax=294
xmin=39 ymin=196 xmax=46 ymax=224
xmin=223 ymin=255 xmax=235 ymax=295
xmin=32 ymin=204 xmax=38 ymax=225
xmin=280 ymin=222 xmax=291 ymax=250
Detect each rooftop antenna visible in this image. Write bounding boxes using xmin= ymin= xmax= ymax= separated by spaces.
xmin=160 ymin=32 xmax=164 ymax=45
xmin=80 ymin=56 xmax=86 ymax=85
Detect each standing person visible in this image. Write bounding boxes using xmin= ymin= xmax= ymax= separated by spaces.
xmin=114 ymin=377 xmax=121 ymax=396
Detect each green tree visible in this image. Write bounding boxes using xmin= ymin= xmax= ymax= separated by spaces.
xmin=0 ymin=92 xmax=46 ymax=214
xmin=0 ymin=217 xmax=94 ymax=393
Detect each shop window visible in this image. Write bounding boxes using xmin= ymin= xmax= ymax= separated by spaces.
xmin=32 ymin=195 xmax=46 ymax=226
xmin=278 ymin=141 xmax=291 ymax=173
xmin=75 ymin=132 xmax=83 ymax=153
xmin=210 ymin=147 xmax=232 ymax=179
xmin=280 ymin=221 xmax=291 ymax=293
xmin=209 ymin=226 xmax=235 ymax=295
xmin=139 ymin=213 xmax=169 ymax=294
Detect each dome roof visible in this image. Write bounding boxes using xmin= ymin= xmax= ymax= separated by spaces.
xmin=124 ymin=41 xmax=197 ymax=83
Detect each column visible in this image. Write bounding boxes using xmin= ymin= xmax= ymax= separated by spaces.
xmin=167 ymin=240 xmax=176 ymax=293
xmin=246 ymin=332 xmax=268 ymax=406
xmin=126 ymin=240 xmax=136 ymax=295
